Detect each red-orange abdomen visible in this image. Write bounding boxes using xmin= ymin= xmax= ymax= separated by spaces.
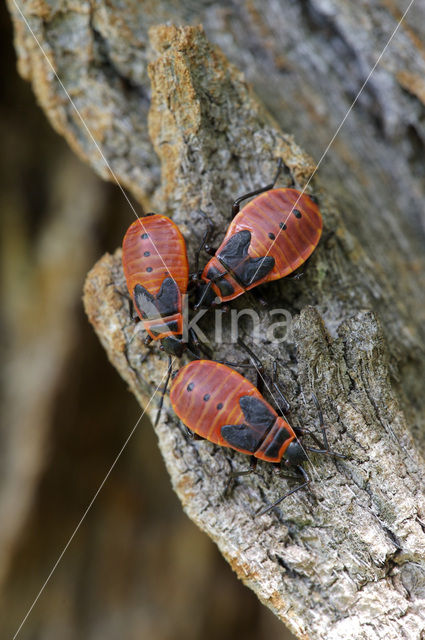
xmin=201 ymin=188 xmax=322 ymax=303
xmin=122 ymin=215 xmax=189 ymax=340
xmin=170 ymin=360 xmax=296 ymax=463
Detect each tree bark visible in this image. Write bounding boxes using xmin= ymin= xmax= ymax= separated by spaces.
xmin=7 ymin=2 xmax=425 ymax=639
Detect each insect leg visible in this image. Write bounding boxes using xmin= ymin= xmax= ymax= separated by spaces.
xmin=236 ymin=338 xmax=264 ymax=370
xmin=236 ymin=338 xmax=292 ymax=415
xmin=187 ymin=327 xmax=212 ymax=359
xmin=224 ymin=456 xmax=257 ymax=496
xmin=193 ymin=270 xmax=229 ymax=310
xmin=256 ymin=465 xmax=311 ymax=517
xmin=117 ymin=290 xmax=141 ymax=323
xmin=193 ymin=279 xmax=214 ymax=310
xmin=231 ymin=158 xmax=286 ymax=217
xmin=247 ymin=288 xmax=269 ymax=308
xmin=193 ymin=210 xmax=216 ymax=276
xmin=236 ymin=337 xmax=267 ymax=393
xmin=116 ymin=289 xmax=132 ymax=304
xmin=304 ymin=446 xmax=346 ymax=459
xmin=213 ymin=360 xmax=257 ymax=369
xmin=184 ymin=426 xmax=204 ymax=441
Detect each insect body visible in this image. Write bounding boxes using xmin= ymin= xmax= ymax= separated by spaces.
xmin=170 ymin=360 xmax=305 ymax=465
xmin=122 ymin=215 xmax=190 ymax=357
xmin=200 ymin=188 xmax=322 ymax=304
xmin=170 ymin=356 xmax=344 ymax=516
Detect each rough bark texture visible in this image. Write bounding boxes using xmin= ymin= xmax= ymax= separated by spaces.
xmin=7 ymin=1 xmax=425 ymax=639
xmin=84 ymin=22 xmax=425 ymax=640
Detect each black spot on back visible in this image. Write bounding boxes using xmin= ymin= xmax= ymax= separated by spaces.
xmin=187 ymin=383 xmax=194 ymax=391
xmin=203 ymin=394 xmax=210 ymax=402
xmin=268 ymin=232 xmax=275 ymax=240
xmin=144 ymin=251 xmax=150 ymax=256
xmin=279 ymin=222 xmax=287 ymax=230
xmin=146 ymin=267 xmax=153 ymax=272
xmin=217 ymin=403 xmax=223 ymax=410
xmin=141 ymin=233 xmax=149 ymax=239
xmin=293 ymin=209 xmax=302 ymax=219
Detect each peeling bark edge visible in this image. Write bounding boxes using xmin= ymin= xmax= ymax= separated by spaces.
xmin=82 ymin=25 xmax=425 ymax=640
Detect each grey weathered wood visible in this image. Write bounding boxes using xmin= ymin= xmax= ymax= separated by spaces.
xmin=83 ymin=23 xmax=425 ymax=640
xmin=8 ymin=1 xmax=425 ymax=638
xmin=8 ymin=0 xmax=425 ymax=435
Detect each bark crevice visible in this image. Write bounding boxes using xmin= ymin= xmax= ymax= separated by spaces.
xmin=6 ymin=2 xmax=425 ymax=638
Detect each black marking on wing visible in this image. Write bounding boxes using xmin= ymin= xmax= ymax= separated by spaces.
xmin=218 ymin=280 xmax=235 ymax=296
xmin=234 ymin=256 xmax=274 ymax=286
xmin=221 ymin=423 xmax=263 ymax=453
xmin=133 ymin=284 xmax=158 ymax=320
xmin=134 ymin=278 xmax=180 ymax=320
xmin=217 ymin=230 xmax=274 ymax=288
xmin=155 ymin=277 xmax=180 ymax=317
xmin=217 ymin=230 xmax=251 ymax=269
xmin=206 ymin=265 xmax=221 ymax=280
xmin=239 ymin=396 xmax=276 ymax=428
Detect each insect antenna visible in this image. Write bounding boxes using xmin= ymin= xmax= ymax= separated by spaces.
xmin=231 ymin=158 xmax=286 ymax=217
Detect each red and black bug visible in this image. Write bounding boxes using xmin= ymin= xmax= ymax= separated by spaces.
xmin=169 ymin=351 xmax=342 ymax=516
xmin=170 ymin=360 xmax=298 ymax=462
xmin=195 ymin=160 xmax=322 ymax=307
xmin=122 ymin=214 xmax=199 ymax=358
